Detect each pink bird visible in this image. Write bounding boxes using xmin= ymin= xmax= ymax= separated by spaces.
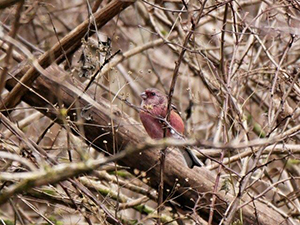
xmin=139 ymin=88 xmax=201 ymax=168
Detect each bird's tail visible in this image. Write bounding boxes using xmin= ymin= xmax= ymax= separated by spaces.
xmin=180 ymin=147 xmax=203 ymax=168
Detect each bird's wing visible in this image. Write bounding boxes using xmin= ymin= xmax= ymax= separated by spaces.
xmin=171 ymin=103 xmax=182 ymax=116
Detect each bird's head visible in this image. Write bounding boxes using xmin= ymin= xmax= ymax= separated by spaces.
xmin=140 ymin=88 xmax=166 ymax=107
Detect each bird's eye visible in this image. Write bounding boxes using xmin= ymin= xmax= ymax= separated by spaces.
xmin=151 ymin=92 xmax=156 ymax=96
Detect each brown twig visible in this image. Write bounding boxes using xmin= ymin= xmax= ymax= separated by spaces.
xmin=0 ymin=0 xmax=24 ymax=95
xmin=158 ymin=1 xmax=208 ymax=223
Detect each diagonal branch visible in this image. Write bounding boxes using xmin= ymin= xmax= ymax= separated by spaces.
xmin=0 ymin=0 xmax=134 ymax=111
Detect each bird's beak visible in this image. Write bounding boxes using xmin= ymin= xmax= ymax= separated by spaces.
xmin=140 ymin=92 xmax=147 ymax=100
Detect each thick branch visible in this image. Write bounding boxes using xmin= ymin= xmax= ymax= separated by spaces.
xmin=0 ymin=0 xmax=134 ymax=111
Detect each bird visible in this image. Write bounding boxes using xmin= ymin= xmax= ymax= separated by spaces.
xmin=139 ymin=88 xmax=202 ymax=168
